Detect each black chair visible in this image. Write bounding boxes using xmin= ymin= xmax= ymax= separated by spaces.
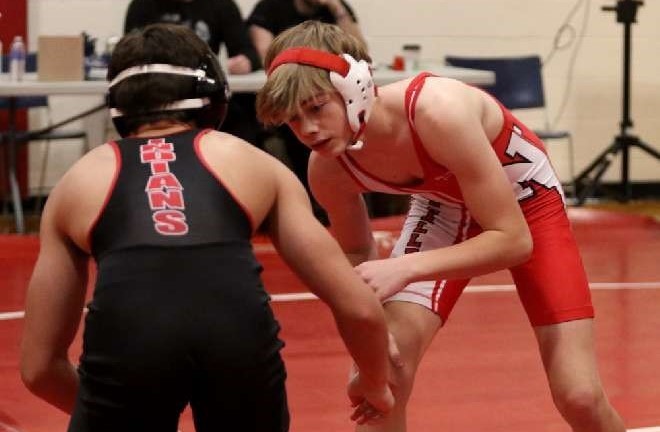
xmin=445 ymin=55 xmax=576 ymax=196
xmin=1 ymin=53 xmax=89 ymax=217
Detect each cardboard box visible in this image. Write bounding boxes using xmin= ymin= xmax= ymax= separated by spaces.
xmin=37 ymin=35 xmax=84 ymax=81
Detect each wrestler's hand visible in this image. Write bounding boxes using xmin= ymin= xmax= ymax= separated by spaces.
xmin=347 ymin=368 xmax=394 ymax=425
xmin=347 ymin=333 xmax=401 ymax=425
xmin=348 ymin=332 xmax=403 ymax=377
xmin=354 ymin=256 xmax=413 ymax=300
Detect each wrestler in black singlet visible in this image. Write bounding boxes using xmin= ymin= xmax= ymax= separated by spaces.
xmin=69 ymin=129 xmax=288 ymax=432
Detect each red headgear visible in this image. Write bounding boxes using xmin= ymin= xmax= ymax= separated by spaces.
xmin=268 ymin=47 xmax=376 ymax=149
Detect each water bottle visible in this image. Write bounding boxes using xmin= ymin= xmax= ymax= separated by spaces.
xmin=9 ymin=35 xmax=26 ymax=81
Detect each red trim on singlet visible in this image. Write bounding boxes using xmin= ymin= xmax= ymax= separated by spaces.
xmin=339 ymin=149 xmax=465 ymax=202
xmin=193 ymin=129 xmax=257 ymax=235
xmin=430 ymin=205 xmax=469 ymax=314
xmin=405 ymin=72 xmax=443 ymax=176
xmin=340 ymin=73 xmax=562 ymax=208
xmin=404 ymin=73 xmax=460 ymax=184
xmin=403 ymin=73 xmax=562 ymax=209
xmin=339 ymin=152 xmax=425 ymax=192
xmin=338 ymin=73 xmax=434 ymax=193
xmin=338 ymin=73 xmax=463 ymax=203
xmin=86 ymin=141 xmax=122 ymax=249
xmin=335 ymin=155 xmax=403 ymax=193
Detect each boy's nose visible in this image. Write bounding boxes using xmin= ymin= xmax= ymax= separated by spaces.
xmin=300 ymin=117 xmax=319 ymax=135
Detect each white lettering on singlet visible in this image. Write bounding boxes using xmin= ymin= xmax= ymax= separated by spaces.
xmin=503 ymin=125 xmax=564 ymax=203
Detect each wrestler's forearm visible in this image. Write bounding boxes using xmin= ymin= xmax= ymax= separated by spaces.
xmin=404 ymin=228 xmax=532 ymax=282
xmin=334 ymin=302 xmax=389 ymax=388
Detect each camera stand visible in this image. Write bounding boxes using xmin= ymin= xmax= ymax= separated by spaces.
xmin=574 ymin=0 xmax=659 ymax=205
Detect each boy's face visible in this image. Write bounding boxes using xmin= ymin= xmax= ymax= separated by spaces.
xmin=286 ymin=92 xmax=353 ymax=157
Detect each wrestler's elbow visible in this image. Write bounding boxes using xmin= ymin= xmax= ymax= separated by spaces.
xmin=20 ymin=341 xmax=56 ymax=391
xmin=20 ymin=356 xmax=50 ymax=394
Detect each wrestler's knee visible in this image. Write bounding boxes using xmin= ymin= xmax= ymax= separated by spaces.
xmin=388 ymin=355 xmax=419 ymax=405
xmin=552 ymin=383 xmax=607 ymax=425
xmin=384 ymin=304 xmax=440 ymax=405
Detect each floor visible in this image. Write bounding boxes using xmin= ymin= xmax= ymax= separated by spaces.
xmin=0 ymin=204 xmax=659 ymax=431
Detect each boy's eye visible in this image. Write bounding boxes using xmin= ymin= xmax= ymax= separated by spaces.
xmin=310 ymin=102 xmax=325 ymax=113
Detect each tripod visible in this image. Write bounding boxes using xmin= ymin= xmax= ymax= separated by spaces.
xmin=575 ymin=0 xmax=660 ymax=205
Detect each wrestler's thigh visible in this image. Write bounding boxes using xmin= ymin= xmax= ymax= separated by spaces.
xmin=510 ymin=218 xmax=593 ymax=326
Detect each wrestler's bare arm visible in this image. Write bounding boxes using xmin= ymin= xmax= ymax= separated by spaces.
xmin=265 ymin=158 xmax=393 ymax=412
xmin=308 ymin=153 xmax=378 ymax=265
xmin=201 ymin=137 xmax=393 ymax=415
xmin=20 ymin=142 xmax=119 ymax=412
xmin=415 ymin=81 xmax=531 ymax=276
xmin=202 ymin=136 xmax=390 ymax=398
xmin=361 ymin=81 xmax=532 ymax=288
xmin=20 ymin=183 xmax=89 ymax=414
xmin=20 ymin=144 xmax=118 ymax=255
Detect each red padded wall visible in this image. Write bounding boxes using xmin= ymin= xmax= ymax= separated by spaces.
xmin=0 ymin=0 xmax=28 ymax=198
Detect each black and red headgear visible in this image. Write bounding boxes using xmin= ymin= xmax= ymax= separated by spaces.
xmin=107 ymin=54 xmax=230 ymax=137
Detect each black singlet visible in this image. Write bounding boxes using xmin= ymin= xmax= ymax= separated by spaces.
xmin=69 ymin=129 xmax=288 ymax=432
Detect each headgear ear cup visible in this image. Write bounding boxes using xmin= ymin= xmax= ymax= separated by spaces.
xmin=329 ymin=54 xmax=374 ymax=149
xmin=267 ymin=47 xmax=376 ymax=145
xmin=194 ymin=54 xmax=231 ymax=131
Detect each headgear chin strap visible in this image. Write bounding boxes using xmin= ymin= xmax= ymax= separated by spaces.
xmin=267 ymin=47 xmax=376 ymax=148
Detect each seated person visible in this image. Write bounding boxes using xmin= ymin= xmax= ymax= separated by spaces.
xmin=247 ymin=0 xmax=366 ymax=61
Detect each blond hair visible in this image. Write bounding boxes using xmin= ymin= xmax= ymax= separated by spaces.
xmin=256 ymin=20 xmax=371 ymax=126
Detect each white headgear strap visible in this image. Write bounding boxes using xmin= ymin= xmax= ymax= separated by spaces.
xmin=109 ymin=98 xmax=211 ymax=118
xmin=108 ymin=63 xmax=214 ymax=117
xmin=108 ymin=63 xmax=213 ymax=87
